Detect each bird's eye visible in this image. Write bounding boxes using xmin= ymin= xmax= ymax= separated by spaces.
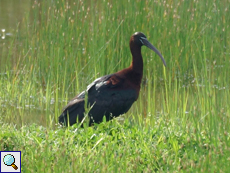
xmin=139 ymin=38 xmax=144 ymax=44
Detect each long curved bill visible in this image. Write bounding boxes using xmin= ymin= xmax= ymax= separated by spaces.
xmin=141 ymin=37 xmax=166 ymax=67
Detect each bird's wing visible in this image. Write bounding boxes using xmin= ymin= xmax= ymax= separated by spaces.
xmin=61 ymin=74 xmax=114 ymax=112
xmin=85 ymin=74 xmax=138 ymax=123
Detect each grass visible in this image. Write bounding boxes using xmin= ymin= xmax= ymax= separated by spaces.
xmin=0 ymin=0 xmax=230 ymax=172
xmin=2 ymin=118 xmax=230 ymax=172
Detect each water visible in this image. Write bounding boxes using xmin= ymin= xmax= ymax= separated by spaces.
xmin=0 ymin=0 xmax=31 ymax=70
xmin=0 ymin=0 xmax=31 ymax=38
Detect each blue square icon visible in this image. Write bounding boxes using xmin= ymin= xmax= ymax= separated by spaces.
xmin=0 ymin=151 xmax=21 ymax=173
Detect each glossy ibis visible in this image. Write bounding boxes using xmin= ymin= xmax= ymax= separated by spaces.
xmin=59 ymin=32 xmax=166 ymax=126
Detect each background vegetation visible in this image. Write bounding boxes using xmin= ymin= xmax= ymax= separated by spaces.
xmin=0 ymin=0 xmax=229 ymax=172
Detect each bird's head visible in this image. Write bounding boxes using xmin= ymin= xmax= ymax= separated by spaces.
xmin=131 ymin=32 xmax=166 ymax=67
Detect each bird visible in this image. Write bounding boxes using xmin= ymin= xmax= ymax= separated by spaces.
xmin=59 ymin=32 xmax=166 ymax=126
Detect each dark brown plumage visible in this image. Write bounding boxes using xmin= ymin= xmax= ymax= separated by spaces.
xmin=59 ymin=32 xmax=166 ymax=126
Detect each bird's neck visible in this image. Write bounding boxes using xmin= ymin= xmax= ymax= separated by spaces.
xmin=124 ymin=43 xmax=143 ymax=88
xmin=116 ymin=42 xmax=143 ymax=90
xmin=130 ymin=44 xmax=143 ymax=75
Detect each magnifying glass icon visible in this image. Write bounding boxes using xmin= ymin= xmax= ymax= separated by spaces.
xmin=3 ymin=154 xmax=18 ymax=170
